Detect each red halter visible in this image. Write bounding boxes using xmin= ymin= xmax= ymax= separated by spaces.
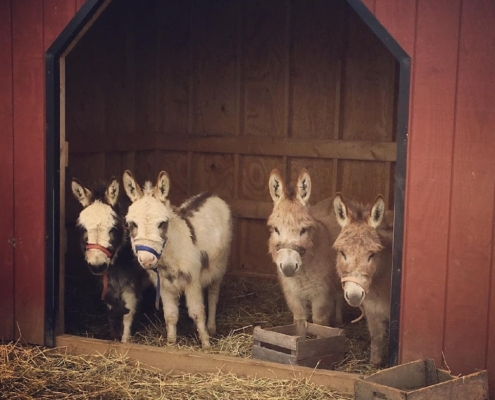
xmin=85 ymin=243 xmax=113 ymax=259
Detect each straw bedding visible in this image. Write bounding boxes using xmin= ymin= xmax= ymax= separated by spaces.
xmin=0 ymin=341 xmax=352 ymax=399
xmin=65 ymin=272 xmax=383 ymax=376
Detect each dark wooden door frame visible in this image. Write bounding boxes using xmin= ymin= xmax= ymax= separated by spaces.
xmin=45 ymin=0 xmax=410 ymax=366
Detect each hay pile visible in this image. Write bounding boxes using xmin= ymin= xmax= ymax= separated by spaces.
xmin=65 ymin=274 xmax=381 ymax=375
xmin=0 ymin=341 xmax=352 ymax=399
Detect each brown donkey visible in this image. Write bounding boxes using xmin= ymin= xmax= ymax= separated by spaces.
xmin=268 ymin=169 xmax=343 ymax=327
xmin=332 ymin=193 xmax=393 ymax=366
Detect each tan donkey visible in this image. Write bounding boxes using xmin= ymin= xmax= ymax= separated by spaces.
xmin=267 ymin=169 xmax=343 ymax=327
xmin=332 ymin=193 xmax=393 ymax=366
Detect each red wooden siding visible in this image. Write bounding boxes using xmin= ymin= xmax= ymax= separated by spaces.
xmin=445 ymin=0 xmax=495 ymax=374
xmin=370 ymin=0 xmax=495 ymax=394
xmin=0 ymin=0 xmax=78 ymax=344
xmin=0 ymin=0 xmax=15 ymax=341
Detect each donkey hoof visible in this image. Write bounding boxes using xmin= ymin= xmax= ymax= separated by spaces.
xmin=207 ymin=324 xmax=217 ymax=336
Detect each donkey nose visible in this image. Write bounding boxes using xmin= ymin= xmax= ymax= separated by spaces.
xmin=137 ymin=251 xmax=157 ymax=269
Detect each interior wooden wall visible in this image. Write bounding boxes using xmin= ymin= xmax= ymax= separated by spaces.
xmin=65 ymin=0 xmax=398 ymax=278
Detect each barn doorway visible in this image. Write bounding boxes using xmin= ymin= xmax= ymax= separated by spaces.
xmin=46 ymin=0 xmax=409 ymax=367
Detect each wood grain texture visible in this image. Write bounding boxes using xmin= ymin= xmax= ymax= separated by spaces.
xmin=0 ymin=0 xmax=15 ymax=341
xmin=12 ymin=0 xmax=45 ymax=344
xmin=191 ymin=153 xmax=235 ymax=199
xmin=398 ymin=0 xmax=459 ymax=366
xmin=444 ymin=0 xmax=495 ymax=378
xmin=243 ymin=0 xmax=288 ymax=137
xmin=290 ymin=0 xmax=345 ymax=139
xmin=191 ymin=0 xmax=237 ymax=135
xmin=239 ymin=155 xmax=284 ymax=202
xmin=238 ymin=219 xmax=273 ymax=274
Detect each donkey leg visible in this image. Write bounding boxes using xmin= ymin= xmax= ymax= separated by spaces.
xmin=121 ymin=289 xmax=138 ymax=343
xmin=184 ymin=283 xmax=210 ymax=348
xmin=284 ymin=289 xmax=308 ymax=325
xmin=206 ymin=279 xmax=222 ymax=335
xmin=311 ymin=293 xmax=332 ymax=326
xmin=161 ymin=290 xmax=180 ymax=345
xmin=367 ymin=313 xmax=387 ymax=366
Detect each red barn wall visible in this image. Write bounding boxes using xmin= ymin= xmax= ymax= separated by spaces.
xmin=1 ymin=0 xmax=495 ymax=394
xmin=369 ymin=0 xmax=495 ymax=390
xmin=0 ymin=0 xmax=82 ymax=344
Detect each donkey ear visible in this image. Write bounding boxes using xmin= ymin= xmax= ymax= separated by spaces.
xmin=71 ymin=178 xmax=92 ymax=207
xmin=333 ymin=193 xmax=350 ymax=227
xmin=296 ymin=169 xmax=311 ymax=206
xmin=269 ymin=169 xmax=286 ymax=204
xmin=369 ymin=195 xmax=385 ymax=228
xmin=105 ymin=178 xmax=119 ymax=207
xmin=156 ymin=171 xmax=170 ymax=202
xmin=122 ymin=170 xmax=143 ymax=202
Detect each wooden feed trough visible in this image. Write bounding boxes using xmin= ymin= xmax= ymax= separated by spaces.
xmin=355 ymin=359 xmax=489 ymax=400
xmin=252 ymin=323 xmax=346 ymax=369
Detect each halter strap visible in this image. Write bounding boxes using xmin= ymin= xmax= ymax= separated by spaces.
xmin=341 ymin=276 xmax=368 ymax=294
xmin=153 ymin=268 xmax=161 ymax=310
xmin=135 ymin=239 xmax=167 ymax=259
xmin=86 ymin=243 xmax=113 ymax=259
xmin=101 ymin=271 xmax=108 ymax=301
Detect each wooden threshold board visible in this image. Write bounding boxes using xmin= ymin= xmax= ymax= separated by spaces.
xmin=55 ymin=334 xmax=360 ymax=394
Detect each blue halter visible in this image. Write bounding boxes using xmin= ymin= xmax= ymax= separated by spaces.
xmin=135 ymin=240 xmax=166 ymax=310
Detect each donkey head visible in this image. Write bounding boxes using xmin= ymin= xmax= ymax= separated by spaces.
xmin=332 ymin=193 xmax=385 ymax=307
xmin=71 ymin=178 xmax=125 ymax=275
xmin=123 ymin=170 xmax=172 ymax=270
xmin=267 ymin=169 xmax=315 ymax=277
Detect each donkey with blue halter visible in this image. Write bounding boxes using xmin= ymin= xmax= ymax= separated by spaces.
xmin=71 ymin=177 xmax=151 ymax=342
xmin=122 ymin=170 xmax=233 ymax=348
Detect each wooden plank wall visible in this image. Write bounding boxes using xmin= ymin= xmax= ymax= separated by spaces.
xmin=65 ymin=0 xmax=397 ymax=279
xmin=0 ymin=0 xmax=79 ymax=343
xmin=367 ymin=0 xmax=495 ymax=396
xmin=0 ymin=0 xmax=15 ymax=342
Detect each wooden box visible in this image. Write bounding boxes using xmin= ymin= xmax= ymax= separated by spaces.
xmin=252 ymin=323 xmax=346 ymax=370
xmin=355 ymin=359 xmax=489 ymax=400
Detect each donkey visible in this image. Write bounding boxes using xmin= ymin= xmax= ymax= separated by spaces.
xmin=332 ymin=193 xmax=393 ymax=366
xmin=122 ymin=170 xmax=233 ymax=348
xmin=267 ymin=169 xmax=343 ymax=328
xmin=71 ymin=178 xmax=151 ymax=342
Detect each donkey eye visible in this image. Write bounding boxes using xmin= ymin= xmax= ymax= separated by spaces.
xmin=340 ymin=251 xmax=346 ymax=260
xmin=127 ymin=221 xmax=137 ymax=230
xmin=368 ymin=253 xmax=375 ymax=262
xmin=158 ymin=221 xmax=168 ymax=230
xmin=274 ymin=227 xmax=280 ymax=235
xmin=300 ymin=227 xmax=307 ymax=235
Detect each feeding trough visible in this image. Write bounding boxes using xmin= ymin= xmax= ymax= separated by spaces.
xmin=355 ymin=359 xmax=489 ymax=400
xmin=252 ymin=322 xmax=347 ymax=369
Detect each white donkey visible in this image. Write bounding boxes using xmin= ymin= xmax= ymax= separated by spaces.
xmin=122 ymin=170 xmax=233 ymax=348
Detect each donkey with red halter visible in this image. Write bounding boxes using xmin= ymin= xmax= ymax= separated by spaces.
xmin=332 ymin=193 xmax=393 ymax=366
xmin=267 ymin=169 xmax=343 ymax=327
xmin=71 ymin=178 xmax=151 ymax=342
xmin=122 ymin=170 xmax=233 ymax=348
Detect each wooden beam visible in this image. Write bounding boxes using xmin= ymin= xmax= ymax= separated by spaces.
xmin=70 ymin=134 xmax=397 ymax=162
xmin=55 ymin=334 xmax=359 ymax=394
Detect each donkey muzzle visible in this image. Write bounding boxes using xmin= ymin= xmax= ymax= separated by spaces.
xmin=135 ymin=243 xmax=164 ymax=269
xmin=276 ymin=248 xmax=302 ymax=277
xmin=342 ymin=277 xmax=367 ymax=307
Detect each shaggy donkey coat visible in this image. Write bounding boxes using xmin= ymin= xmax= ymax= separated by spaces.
xmin=267 ymin=169 xmax=343 ymax=327
xmin=333 ymin=193 xmax=393 ymax=366
xmin=71 ymin=178 xmax=151 ymax=342
xmin=122 ymin=170 xmax=232 ymax=348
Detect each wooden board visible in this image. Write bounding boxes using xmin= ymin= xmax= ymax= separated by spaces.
xmin=55 ymin=334 xmax=359 ymax=394
xmin=0 ymin=0 xmax=15 ymax=341
xmin=12 ymin=0 xmax=46 ymax=344
xmin=444 ymin=0 xmax=495 ymax=377
xmin=355 ymin=360 xmax=489 ymax=400
xmin=398 ymin=0 xmax=460 ymax=367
